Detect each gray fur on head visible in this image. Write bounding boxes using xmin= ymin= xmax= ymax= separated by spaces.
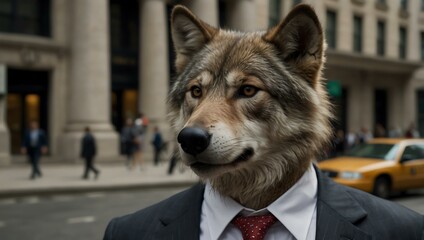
xmin=169 ymin=4 xmax=332 ymax=209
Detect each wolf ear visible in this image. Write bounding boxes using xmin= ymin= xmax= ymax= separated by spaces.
xmin=263 ymin=4 xmax=324 ymax=87
xmin=171 ymin=5 xmax=218 ymax=74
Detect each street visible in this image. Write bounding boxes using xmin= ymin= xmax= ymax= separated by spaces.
xmin=0 ymin=186 xmax=187 ymax=240
xmin=0 ymin=186 xmax=423 ymax=240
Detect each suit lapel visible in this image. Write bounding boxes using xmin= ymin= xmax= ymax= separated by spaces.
xmin=315 ymin=166 xmax=372 ymax=240
xmin=153 ymin=183 xmax=205 ymax=240
xmin=150 ymin=169 xmax=374 ymax=240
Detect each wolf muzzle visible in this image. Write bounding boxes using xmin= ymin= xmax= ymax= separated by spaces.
xmin=177 ymin=127 xmax=211 ymax=156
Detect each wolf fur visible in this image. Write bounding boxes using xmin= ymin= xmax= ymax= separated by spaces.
xmin=168 ymin=4 xmax=332 ymax=210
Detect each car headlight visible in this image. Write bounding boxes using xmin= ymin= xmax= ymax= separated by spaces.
xmin=340 ymin=171 xmax=362 ymax=179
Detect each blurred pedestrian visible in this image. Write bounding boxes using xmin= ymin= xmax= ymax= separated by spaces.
xmin=405 ymin=122 xmax=420 ymax=138
xmin=334 ymin=129 xmax=345 ymax=156
xmin=374 ymin=123 xmax=386 ymax=138
xmin=388 ymin=125 xmax=402 ymax=138
xmin=151 ymin=126 xmax=163 ymax=166
xmin=21 ymin=121 xmax=48 ymax=180
xmin=167 ymin=145 xmax=179 ymax=175
xmin=80 ymin=127 xmax=99 ymax=180
xmin=358 ymin=127 xmax=373 ymax=143
xmin=328 ymin=129 xmax=345 ymax=158
xmin=346 ymin=130 xmax=357 ymax=150
xmin=133 ymin=112 xmax=149 ymax=171
xmin=121 ymin=118 xmax=136 ymax=169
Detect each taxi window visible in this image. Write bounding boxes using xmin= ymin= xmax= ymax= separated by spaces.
xmin=346 ymin=143 xmax=399 ymax=160
xmin=401 ymin=145 xmax=424 ymax=161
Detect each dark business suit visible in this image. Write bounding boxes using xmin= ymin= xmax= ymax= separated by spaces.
xmin=104 ymin=168 xmax=424 ymax=240
xmin=22 ymin=129 xmax=47 ymax=178
xmin=80 ymin=133 xmax=99 ymax=179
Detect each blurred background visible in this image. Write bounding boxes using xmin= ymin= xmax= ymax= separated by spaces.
xmin=0 ymin=0 xmax=424 ymax=239
xmin=0 ymin=0 xmax=423 ymax=164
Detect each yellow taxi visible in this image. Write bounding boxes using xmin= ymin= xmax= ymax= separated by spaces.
xmin=318 ymin=138 xmax=424 ymax=198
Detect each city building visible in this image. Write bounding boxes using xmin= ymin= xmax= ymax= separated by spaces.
xmin=300 ymin=0 xmax=424 ymax=141
xmin=0 ymin=0 xmax=423 ymax=165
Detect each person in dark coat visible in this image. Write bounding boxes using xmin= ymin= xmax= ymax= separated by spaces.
xmin=167 ymin=146 xmax=180 ymax=175
xmin=121 ymin=118 xmax=136 ymax=169
xmin=151 ymin=126 xmax=163 ymax=166
xmin=21 ymin=121 xmax=48 ymax=180
xmin=80 ymin=127 xmax=99 ymax=179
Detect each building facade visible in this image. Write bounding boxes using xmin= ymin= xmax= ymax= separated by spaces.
xmin=0 ymin=0 xmax=423 ymax=165
xmin=298 ymin=0 xmax=424 ymax=139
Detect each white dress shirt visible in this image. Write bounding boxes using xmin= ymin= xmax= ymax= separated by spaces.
xmin=30 ymin=129 xmax=39 ymax=147
xmin=200 ymin=164 xmax=318 ymax=240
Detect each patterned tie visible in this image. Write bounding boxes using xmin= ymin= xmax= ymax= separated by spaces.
xmin=231 ymin=214 xmax=278 ymax=240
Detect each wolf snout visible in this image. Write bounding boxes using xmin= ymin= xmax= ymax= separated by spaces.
xmin=177 ymin=127 xmax=211 ymax=156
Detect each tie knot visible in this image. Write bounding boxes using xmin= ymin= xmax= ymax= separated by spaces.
xmin=231 ymin=214 xmax=277 ymax=240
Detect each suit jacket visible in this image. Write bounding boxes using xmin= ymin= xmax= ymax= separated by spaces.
xmin=22 ymin=129 xmax=47 ymax=155
xmin=104 ymin=168 xmax=424 ymax=240
xmin=151 ymin=132 xmax=163 ymax=150
xmin=80 ymin=133 xmax=97 ymax=159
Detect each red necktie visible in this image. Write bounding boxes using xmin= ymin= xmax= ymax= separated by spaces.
xmin=231 ymin=214 xmax=277 ymax=240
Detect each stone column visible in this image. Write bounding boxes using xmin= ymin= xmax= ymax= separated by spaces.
xmin=182 ymin=0 xmax=218 ymax=26
xmin=226 ymin=0 xmax=257 ymax=31
xmin=0 ymin=65 xmax=10 ymax=165
xmin=386 ymin=0 xmax=399 ymax=58
xmin=337 ymin=0 xmax=352 ymax=52
xmin=407 ymin=0 xmax=419 ymax=61
xmin=282 ymin=0 xmax=293 ymax=17
xmin=388 ymin=83 xmax=403 ymax=130
xmin=403 ymin=69 xmax=424 ymax=130
xmin=253 ymin=0 xmax=269 ymax=30
xmin=348 ymin=83 xmax=362 ymax=133
xmin=361 ymin=75 xmax=374 ymax=131
xmin=363 ymin=0 xmax=376 ymax=56
xmin=61 ymin=0 xmax=118 ymax=161
xmin=139 ymin=0 xmax=170 ymax=158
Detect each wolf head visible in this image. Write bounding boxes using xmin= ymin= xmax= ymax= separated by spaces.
xmin=169 ymin=4 xmax=332 ymax=209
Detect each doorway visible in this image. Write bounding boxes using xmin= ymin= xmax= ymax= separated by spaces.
xmin=6 ymin=69 xmax=49 ymax=154
xmin=111 ymin=89 xmax=138 ymax=131
xmin=417 ymin=90 xmax=424 ymax=136
xmin=374 ymin=88 xmax=388 ymax=131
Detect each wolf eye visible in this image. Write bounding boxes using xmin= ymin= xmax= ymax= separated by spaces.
xmin=239 ymin=85 xmax=258 ymax=98
xmin=190 ymin=86 xmax=202 ymax=98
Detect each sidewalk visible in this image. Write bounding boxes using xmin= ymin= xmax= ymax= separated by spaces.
xmin=0 ymin=161 xmax=199 ymax=198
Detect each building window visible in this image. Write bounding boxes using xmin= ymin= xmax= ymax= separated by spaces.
xmin=400 ymin=0 xmax=408 ymax=11
xmin=421 ymin=32 xmax=424 ymax=61
xmin=399 ymin=26 xmax=407 ymax=59
xmin=326 ymin=10 xmax=337 ymax=49
xmin=377 ymin=21 xmax=385 ymax=56
xmin=353 ymin=15 xmax=362 ymax=53
xmin=269 ymin=0 xmax=281 ymax=27
xmin=110 ymin=0 xmax=139 ymax=51
xmin=0 ymin=0 xmax=50 ymax=37
xmin=421 ymin=0 xmax=424 ymax=11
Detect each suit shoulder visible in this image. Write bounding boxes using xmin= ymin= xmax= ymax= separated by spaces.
xmin=344 ymin=186 xmax=424 ymax=237
xmin=345 ymin=186 xmax=418 ymax=216
xmin=104 ymin=184 xmax=204 ymax=240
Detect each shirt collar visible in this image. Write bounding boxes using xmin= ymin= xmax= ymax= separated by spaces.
xmin=203 ymin=164 xmax=317 ymax=240
xmin=267 ymin=164 xmax=317 ymax=240
xmin=203 ymin=183 xmax=243 ymax=240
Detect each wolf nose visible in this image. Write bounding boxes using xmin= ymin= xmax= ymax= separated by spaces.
xmin=177 ymin=127 xmax=211 ymax=156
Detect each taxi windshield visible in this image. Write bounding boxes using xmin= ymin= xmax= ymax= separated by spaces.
xmin=345 ymin=143 xmax=399 ymax=160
